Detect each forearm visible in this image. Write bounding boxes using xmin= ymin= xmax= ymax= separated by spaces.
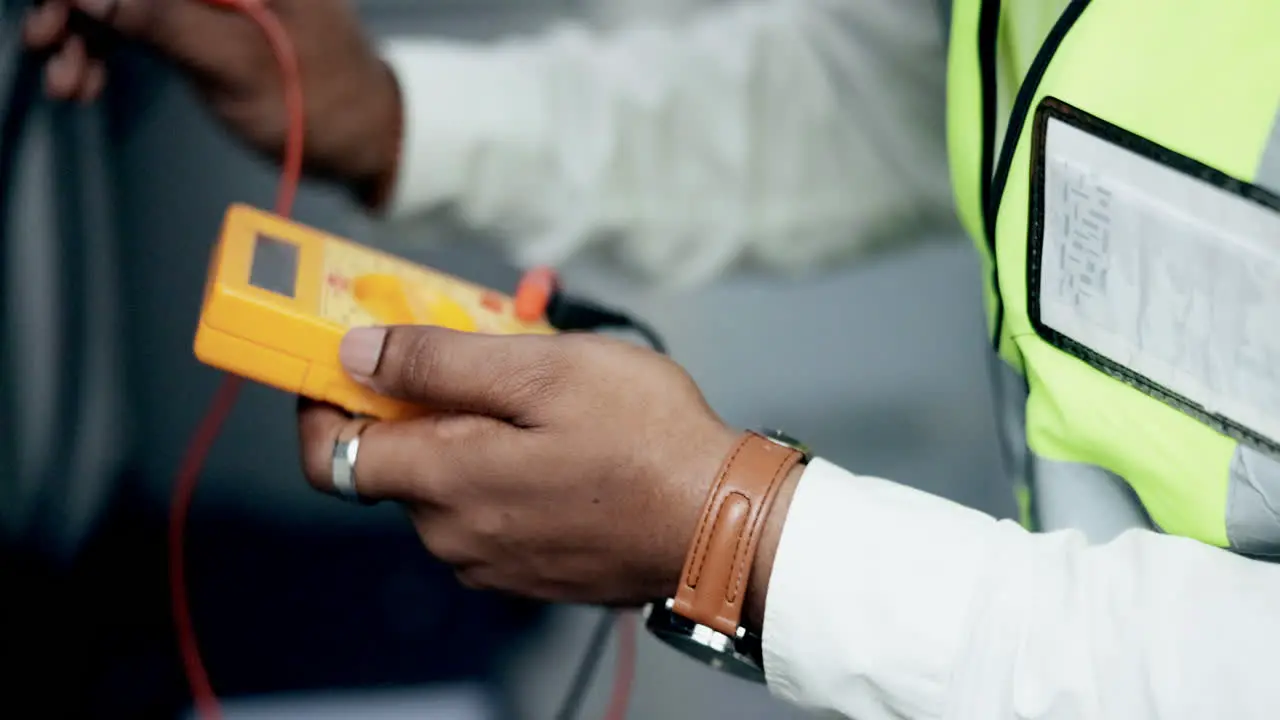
xmin=750 ymin=459 xmax=1280 ymax=719
xmin=374 ymin=0 xmax=953 ymax=284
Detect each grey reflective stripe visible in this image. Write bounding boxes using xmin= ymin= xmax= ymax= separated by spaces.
xmin=988 ymin=355 xmax=1151 ymax=541
xmin=1227 ymin=447 xmax=1280 ymax=557
xmin=987 ymin=352 xmax=1030 ymax=491
xmin=1225 ymin=108 xmax=1280 ymax=556
xmin=1031 ymin=456 xmax=1151 ymax=543
xmin=1256 ymin=103 xmax=1280 ymax=195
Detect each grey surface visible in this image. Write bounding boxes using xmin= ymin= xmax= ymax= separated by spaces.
xmin=102 ymin=2 xmax=1010 ymax=718
xmin=205 ymin=685 xmax=500 ymax=720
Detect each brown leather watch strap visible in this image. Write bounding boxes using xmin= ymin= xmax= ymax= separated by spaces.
xmin=672 ymin=431 xmax=804 ymax=637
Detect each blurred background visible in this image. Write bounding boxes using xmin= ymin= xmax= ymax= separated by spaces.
xmin=0 ymin=0 xmax=1012 ymax=717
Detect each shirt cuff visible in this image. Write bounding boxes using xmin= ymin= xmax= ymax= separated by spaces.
xmin=761 ymin=458 xmax=1007 ymax=718
xmin=377 ymin=38 xmax=552 ymax=219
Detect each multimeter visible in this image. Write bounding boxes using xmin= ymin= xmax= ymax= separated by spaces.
xmin=194 ymin=203 xmax=555 ymax=420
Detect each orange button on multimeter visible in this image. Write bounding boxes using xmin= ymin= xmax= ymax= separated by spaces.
xmin=194 ymin=203 xmax=556 ymax=420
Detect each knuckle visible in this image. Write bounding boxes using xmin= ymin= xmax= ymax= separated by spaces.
xmin=467 ymin=507 xmax=512 ymax=542
xmin=427 ymin=536 xmax=473 ymax=566
xmin=398 ymin=329 xmax=440 ymax=394
xmin=417 ymin=521 xmax=468 ymax=564
xmin=424 ymin=415 xmax=493 ymax=459
xmin=493 ymin=339 xmax=571 ymax=405
xmin=497 ymin=366 xmax=557 ymax=407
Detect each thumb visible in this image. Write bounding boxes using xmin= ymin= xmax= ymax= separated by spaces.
xmin=339 ymin=326 xmax=568 ymax=421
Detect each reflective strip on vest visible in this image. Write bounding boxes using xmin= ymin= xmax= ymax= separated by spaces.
xmin=1257 ymin=107 xmax=1280 ymax=197
xmin=1032 ymin=456 xmax=1150 ymax=543
xmin=1226 ymin=108 xmax=1280 ymax=557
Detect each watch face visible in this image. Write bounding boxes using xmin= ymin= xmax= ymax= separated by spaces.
xmin=758 ymin=428 xmax=809 ymax=456
xmin=644 ymin=603 xmax=765 ymax=683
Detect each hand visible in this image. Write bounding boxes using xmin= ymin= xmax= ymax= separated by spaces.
xmin=22 ymin=0 xmax=400 ymax=205
xmin=295 ymin=326 xmax=797 ymax=615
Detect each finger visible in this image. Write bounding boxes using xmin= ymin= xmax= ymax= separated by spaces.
xmin=45 ymin=35 xmax=89 ymax=101
xmin=73 ymin=0 xmax=225 ymax=62
xmin=296 ymin=397 xmax=353 ymax=493
xmin=70 ymin=0 xmax=184 ymax=48
xmin=406 ymin=509 xmax=483 ymax=570
xmin=339 ymin=326 xmax=570 ymax=421
xmin=24 ymin=1 xmax=71 ymax=50
xmin=354 ymin=413 xmax=518 ymax=503
xmin=76 ymin=60 xmax=106 ymax=103
xmin=297 ymin=399 xmax=518 ymax=504
xmin=72 ymin=0 xmax=131 ymax=30
xmin=76 ymin=2 xmax=124 ymax=61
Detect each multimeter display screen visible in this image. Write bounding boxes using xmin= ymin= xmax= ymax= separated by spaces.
xmin=250 ymin=233 xmax=299 ymax=298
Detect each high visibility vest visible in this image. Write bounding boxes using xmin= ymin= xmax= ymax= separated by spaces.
xmin=945 ymin=0 xmax=1280 ymax=553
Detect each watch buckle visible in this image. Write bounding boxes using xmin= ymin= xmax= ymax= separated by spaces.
xmin=643 ymin=600 xmax=764 ymax=682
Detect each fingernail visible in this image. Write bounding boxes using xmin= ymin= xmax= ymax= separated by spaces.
xmin=75 ymin=0 xmax=116 ymax=19
xmin=340 ymin=327 xmax=387 ymax=379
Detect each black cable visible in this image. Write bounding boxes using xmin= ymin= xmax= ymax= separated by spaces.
xmin=547 ymin=294 xmax=667 ymax=720
xmin=0 ymin=8 xmax=48 ymax=544
xmin=0 ymin=5 xmax=95 ymax=558
xmin=624 ymin=320 xmax=666 ymax=356
xmin=0 ymin=11 xmax=42 ymax=393
xmin=544 ymin=293 xmax=669 ymax=356
xmin=553 ymin=609 xmax=617 ymax=720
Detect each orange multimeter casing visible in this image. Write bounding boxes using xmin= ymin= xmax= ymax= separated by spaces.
xmin=194 ymin=203 xmax=555 ymax=420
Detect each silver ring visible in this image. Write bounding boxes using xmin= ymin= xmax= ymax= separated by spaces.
xmin=331 ymin=418 xmax=374 ymax=503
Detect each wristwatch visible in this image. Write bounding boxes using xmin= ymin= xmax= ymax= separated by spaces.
xmin=644 ymin=428 xmax=810 ymax=683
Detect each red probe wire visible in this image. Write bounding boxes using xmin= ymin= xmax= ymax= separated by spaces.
xmin=604 ymin=613 xmax=638 ymax=719
xmin=166 ymin=3 xmax=636 ymax=718
xmin=168 ymin=2 xmax=301 ymax=718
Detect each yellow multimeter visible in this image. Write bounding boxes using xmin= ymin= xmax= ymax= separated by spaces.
xmin=194 ymin=203 xmax=555 ymax=420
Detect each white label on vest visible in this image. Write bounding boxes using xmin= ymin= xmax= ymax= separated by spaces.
xmin=1039 ymin=117 xmax=1280 ymax=443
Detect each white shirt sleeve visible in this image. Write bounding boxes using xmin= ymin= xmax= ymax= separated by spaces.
xmin=764 ymin=458 xmax=1280 ymax=720
xmin=377 ymin=0 xmax=953 ymax=285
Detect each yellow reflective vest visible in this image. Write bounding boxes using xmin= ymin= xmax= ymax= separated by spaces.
xmin=946 ymin=0 xmax=1280 ymax=553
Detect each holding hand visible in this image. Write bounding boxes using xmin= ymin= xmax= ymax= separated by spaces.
xmin=22 ymin=0 xmax=400 ymax=203
xmin=295 ymin=326 xmax=787 ymax=610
